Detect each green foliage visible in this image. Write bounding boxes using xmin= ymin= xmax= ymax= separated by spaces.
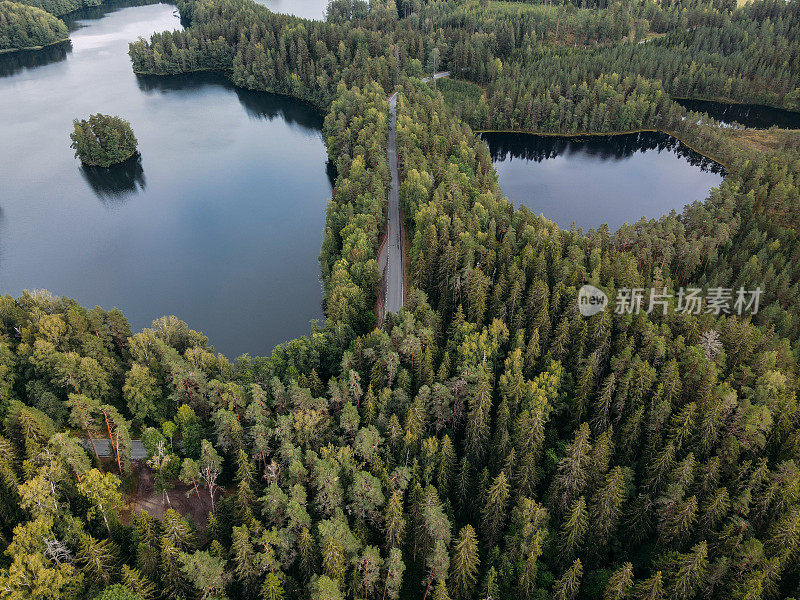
xmin=1 ymin=2 xmax=800 ymax=600
xmin=178 ymin=550 xmax=229 ymax=599
xmin=18 ymin=0 xmax=101 ymax=17
xmin=0 ymin=0 xmax=67 ymax=51
xmin=93 ymin=584 xmax=145 ymax=600
xmin=69 ymin=113 xmax=138 ymax=167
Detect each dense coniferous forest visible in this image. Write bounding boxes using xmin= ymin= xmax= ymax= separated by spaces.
xmin=0 ymin=0 xmax=67 ymax=50
xmin=1 ymin=0 xmax=799 ymax=598
xmin=3 ymin=0 xmax=146 ymax=51
xmin=17 ymin=0 xmax=104 ymax=18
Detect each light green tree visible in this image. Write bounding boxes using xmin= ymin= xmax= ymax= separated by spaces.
xmin=311 ymin=575 xmax=344 ymax=600
xmin=450 ymin=525 xmax=479 ymax=599
xmin=178 ymin=550 xmax=229 ymax=600
xmin=93 ymin=583 xmax=145 ymax=600
xmin=77 ymin=468 xmax=123 ymax=535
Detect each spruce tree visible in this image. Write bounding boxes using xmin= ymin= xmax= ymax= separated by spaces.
xmin=450 ymin=525 xmax=479 ymax=599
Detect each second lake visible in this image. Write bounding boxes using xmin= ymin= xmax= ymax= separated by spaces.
xmin=483 ymin=131 xmax=725 ymax=232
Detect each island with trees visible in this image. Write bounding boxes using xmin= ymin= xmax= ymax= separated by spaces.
xmin=70 ymin=113 xmax=139 ymax=167
xmin=0 ymin=0 xmax=799 ymax=599
xmin=2 ymin=0 xmax=128 ymax=55
xmin=0 ymin=0 xmax=68 ymax=52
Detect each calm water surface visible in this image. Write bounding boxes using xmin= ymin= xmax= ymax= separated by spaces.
xmin=483 ymin=131 xmax=725 ymax=231
xmin=0 ymin=2 xmax=333 ymax=357
xmin=254 ymin=0 xmax=328 ymax=19
xmin=675 ymin=98 xmax=800 ymax=129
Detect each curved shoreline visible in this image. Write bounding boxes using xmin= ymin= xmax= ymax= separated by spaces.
xmin=0 ymin=37 xmax=70 ymax=54
xmin=671 ymin=95 xmax=800 ymax=116
xmin=475 ymin=127 xmax=731 ymax=171
xmin=133 ymin=68 xmax=330 ymax=112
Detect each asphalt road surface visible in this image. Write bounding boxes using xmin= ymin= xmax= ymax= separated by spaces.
xmin=384 ymin=72 xmax=449 ymax=317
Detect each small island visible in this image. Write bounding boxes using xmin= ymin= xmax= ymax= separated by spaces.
xmin=70 ymin=113 xmax=138 ymax=167
xmin=0 ymin=0 xmax=68 ymax=52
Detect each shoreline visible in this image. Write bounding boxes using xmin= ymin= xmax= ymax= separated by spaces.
xmin=0 ymin=37 xmax=70 ymax=54
xmin=672 ymin=95 xmax=800 ymax=116
xmin=475 ymin=127 xmax=730 ymax=171
xmin=132 ymin=68 xmax=330 ymax=113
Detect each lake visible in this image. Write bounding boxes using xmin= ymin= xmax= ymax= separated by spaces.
xmin=254 ymin=0 xmax=328 ymax=20
xmin=675 ymin=98 xmax=800 ymax=130
xmin=0 ymin=1 xmax=334 ymax=358
xmin=483 ymin=131 xmax=725 ymax=232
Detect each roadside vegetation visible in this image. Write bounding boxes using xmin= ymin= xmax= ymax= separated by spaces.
xmin=0 ymin=0 xmax=798 ymax=599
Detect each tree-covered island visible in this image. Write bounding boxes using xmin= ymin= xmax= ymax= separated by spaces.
xmin=70 ymin=113 xmax=139 ymax=167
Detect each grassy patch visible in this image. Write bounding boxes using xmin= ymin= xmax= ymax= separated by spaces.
xmin=728 ymin=128 xmax=800 ymax=153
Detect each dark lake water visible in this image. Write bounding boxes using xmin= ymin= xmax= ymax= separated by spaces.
xmin=483 ymin=131 xmax=725 ymax=232
xmin=0 ymin=1 xmax=334 ymax=358
xmin=676 ymin=98 xmax=800 ymax=129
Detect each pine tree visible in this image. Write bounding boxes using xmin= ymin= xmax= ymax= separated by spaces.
xmin=437 ymin=435 xmax=456 ymax=494
xmin=234 ymin=448 xmax=258 ymax=523
xmin=357 ymin=546 xmax=382 ymax=599
xmin=321 ymin=535 xmax=346 ymax=584
xmin=481 ymin=470 xmax=510 ymax=546
xmin=479 ymin=567 xmax=499 ymax=600
xmin=383 ymin=547 xmax=405 ymax=600
xmin=450 ymin=525 xmax=479 ymax=599
xmin=231 ymin=525 xmax=258 ymax=594
xmin=632 ymin=571 xmax=664 ymax=600
xmin=454 ymin=457 xmax=472 ymax=518
xmin=466 ymin=375 xmax=492 ymax=462
xmin=553 ymin=559 xmax=583 ymax=600
xmin=160 ymin=537 xmax=191 ymax=600
xmin=604 ymin=562 xmax=633 ymax=600
xmin=262 ymin=572 xmax=286 ymax=600
xmin=551 ymin=423 xmax=592 ymax=514
xmin=178 ymin=550 xmax=228 ymax=600
xmin=78 ymin=534 xmax=119 ymax=586
xmin=559 ymin=496 xmax=588 ymax=562
xmin=589 ymin=466 xmax=627 ymax=550
xmin=299 ymin=526 xmax=317 ymax=580
xmin=433 ymin=579 xmax=452 ymax=600
xmin=121 ymin=565 xmax=156 ymax=600
xmin=667 ymin=541 xmax=708 ymax=600
xmin=385 ymin=491 xmax=406 ymax=549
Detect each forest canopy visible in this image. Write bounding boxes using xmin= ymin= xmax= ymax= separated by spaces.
xmin=70 ymin=113 xmax=139 ymax=167
xmin=17 ymin=0 xmax=102 ymax=17
xmin=1 ymin=0 xmax=799 ymax=599
xmin=0 ymin=0 xmax=68 ymax=51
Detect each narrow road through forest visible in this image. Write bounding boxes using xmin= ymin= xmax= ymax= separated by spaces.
xmin=384 ymin=72 xmax=449 ymax=318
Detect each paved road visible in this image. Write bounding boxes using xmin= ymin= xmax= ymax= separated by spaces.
xmin=384 ymin=72 xmax=450 ymax=317
xmin=81 ymin=438 xmax=149 ymax=460
xmin=385 ymin=90 xmax=404 ymax=315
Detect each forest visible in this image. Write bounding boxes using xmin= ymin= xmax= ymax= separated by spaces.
xmin=17 ymin=0 xmax=103 ymax=18
xmin=70 ymin=114 xmax=139 ymax=167
xmin=0 ymin=0 xmax=67 ymax=51
xmin=1 ymin=0 xmax=799 ymax=598
xmin=2 ymin=0 xmax=127 ymax=52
